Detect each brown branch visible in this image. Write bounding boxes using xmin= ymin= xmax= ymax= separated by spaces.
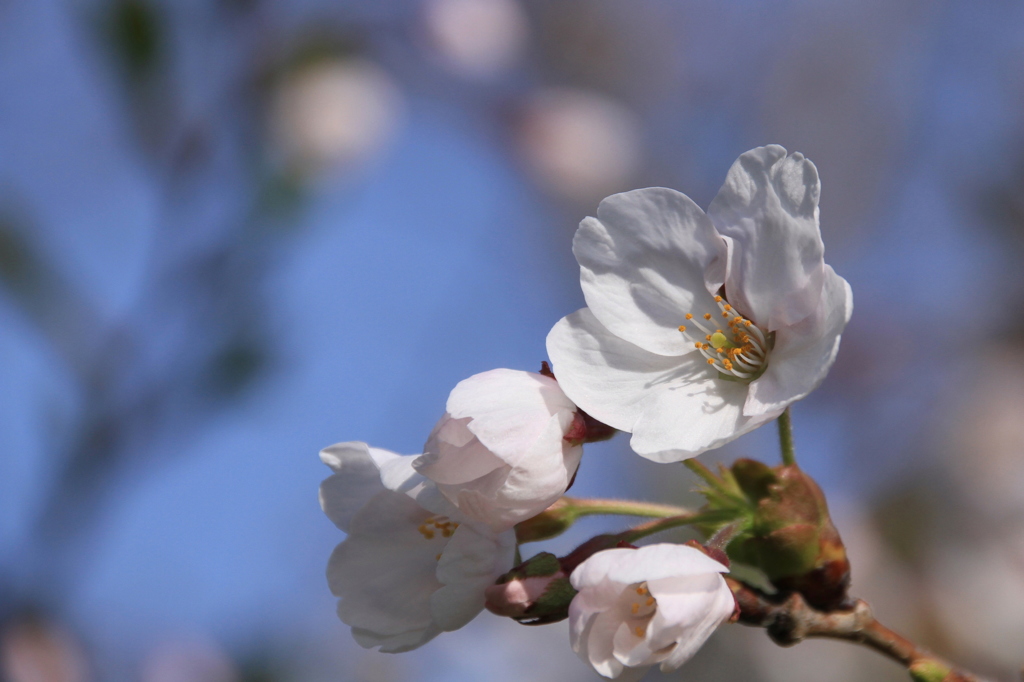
xmin=728 ymin=579 xmax=994 ymax=682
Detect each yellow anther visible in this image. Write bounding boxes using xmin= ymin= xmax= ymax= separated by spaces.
xmin=703 ymin=313 xmax=712 ymax=320
xmin=685 ymin=313 xmax=693 ymax=320
xmin=701 ymin=343 xmax=710 ymax=350
xmin=705 ymin=334 xmax=712 ymax=341
xmin=631 ymin=603 xmax=640 ymax=615
xmin=744 ymin=320 xmax=752 ymax=327
xmin=442 ymin=528 xmax=454 ymax=537
xmin=716 ymin=347 xmax=725 ymax=354
xmin=645 ymin=597 xmax=655 ymax=606
xmin=707 ymin=358 xmax=716 ymax=365
xmin=678 ymin=325 xmax=687 ymax=332
xmin=636 ymin=586 xmax=648 ymax=596
xmin=723 ymin=311 xmax=730 ymax=318
xmin=634 ymin=626 xmax=646 ymax=637
xmin=734 ymin=316 xmax=743 ymax=324
xmin=724 ymin=304 xmax=732 ymax=311
xmin=714 ymin=295 xmax=722 ymax=302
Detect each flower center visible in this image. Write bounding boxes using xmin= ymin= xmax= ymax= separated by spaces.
xmin=621 ymin=582 xmax=658 ymax=638
xmin=677 ymin=296 xmax=769 ymax=381
xmin=417 ymin=515 xmax=459 ymax=540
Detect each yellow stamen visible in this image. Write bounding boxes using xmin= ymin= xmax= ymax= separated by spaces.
xmin=645 ymin=597 xmax=655 ymax=606
xmin=634 ymin=626 xmax=645 ymax=637
xmin=685 ymin=313 xmax=693 ymax=320
xmin=631 ymin=603 xmax=640 ymax=615
xmin=678 ymin=325 xmax=687 ymax=332
xmin=703 ymin=313 xmax=712 ymax=320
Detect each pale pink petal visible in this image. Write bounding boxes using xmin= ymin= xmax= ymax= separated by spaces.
xmin=318 ymin=442 xmax=387 ymax=532
xmin=446 ymin=369 xmax=575 ymax=460
xmin=651 ymin=575 xmax=735 ymax=670
xmin=430 ymin=524 xmax=517 ymax=630
xmin=571 ymin=546 xmax=728 ymax=590
xmin=546 ymin=308 xmax=697 ymax=433
xmin=745 ymin=265 xmax=853 ymax=416
xmin=328 ymin=491 xmax=444 ymax=641
xmin=350 ymin=625 xmax=441 ymax=653
xmin=708 ymin=145 xmax=825 ymax=330
xmin=586 ymin=610 xmax=627 ymax=678
xmin=612 ymin=622 xmax=661 ymax=668
xmin=575 ymin=187 xmax=727 ymax=356
xmin=416 ymin=415 xmax=506 ymax=485
xmin=628 ymin=372 xmax=755 ymax=462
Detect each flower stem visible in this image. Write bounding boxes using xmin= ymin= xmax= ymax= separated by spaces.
xmin=617 ymin=509 xmax=738 ymax=544
xmin=684 ymin=458 xmax=725 ymax=489
xmin=562 ymin=497 xmax=692 ymax=519
xmin=684 ymin=459 xmax=749 ymax=507
xmin=777 ymin=408 xmax=796 ymax=466
xmin=729 ymin=582 xmax=994 ymax=682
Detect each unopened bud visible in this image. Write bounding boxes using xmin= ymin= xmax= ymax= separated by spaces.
xmin=908 ymin=660 xmax=952 ymax=682
xmin=710 ymin=459 xmax=851 ymax=610
xmin=488 ymin=552 xmax=576 ymax=624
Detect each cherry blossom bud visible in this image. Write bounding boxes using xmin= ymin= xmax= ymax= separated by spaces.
xmin=414 ymin=369 xmax=583 ymax=530
xmin=486 ymin=552 xmax=576 ymax=625
xmin=722 ymin=459 xmax=850 ymax=610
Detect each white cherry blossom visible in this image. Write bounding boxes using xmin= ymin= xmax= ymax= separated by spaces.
xmin=547 ymin=145 xmax=853 ymax=461
xmin=319 ymin=441 xmax=516 ymax=652
xmin=413 ymin=369 xmax=584 ymax=530
xmin=569 ymin=544 xmax=735 ymax=680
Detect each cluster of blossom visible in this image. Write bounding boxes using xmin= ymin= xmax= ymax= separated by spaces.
xmin=319 ymin=145 xmax=852 ymax=678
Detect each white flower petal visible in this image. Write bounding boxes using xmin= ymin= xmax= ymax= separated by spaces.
xmin=350 ymin=625 xmax=442 ymax=654
xmin=370 ymin=450 xmax=454 ymax=516
xmin=416 ymin=416 xmax=507 ymax=485
xmin=628 ymin=366 xmax=753 ymax=462
xmin=318 ymin=442 xmax=388 ymax=532
xmin=444 ymin=369 xmax=575 ymax=464
xmin=649 ymin=574 xmax=735 ymax=670
xmin=744 ymin=265 xmax=853 ymax=416
xmin=612 ymin=621 xmax=661 ymax=668
xmin=430 ymin=524 xmax=517 ymax=630
xmin=546 ymin=308 xmax=696 ymax=432
xmin=586 ymin=610 xmax=627 ymax=678
xmin=570 ymin=546 xmax=729 ymax=590
xmin=328 ymin=491 xmax=444 ymax=642
xmin=575 ymin=187 xmax=727 ymax=356
xmin=708 ymin=145 xmax=825 ymax=329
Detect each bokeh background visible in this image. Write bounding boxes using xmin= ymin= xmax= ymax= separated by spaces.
xmin=2 ymin=0 xmax=1024 ymax=680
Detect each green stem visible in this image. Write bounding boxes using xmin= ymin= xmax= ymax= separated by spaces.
xmin=618 ymin=509 xmax=738 ymax=544
xmin=777 ymin=408 xmax=796 ymax=466
xmin=684 ymin=459 xmax=749 ymax=507
xmin=684 ymin=458 xmax=724 ymax=489
xmin=562 ymin=497 xmax=692 ymax=519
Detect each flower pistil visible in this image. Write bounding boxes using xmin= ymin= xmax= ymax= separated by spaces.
xmin=678 ymin=296 xmax=769 ymax=381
